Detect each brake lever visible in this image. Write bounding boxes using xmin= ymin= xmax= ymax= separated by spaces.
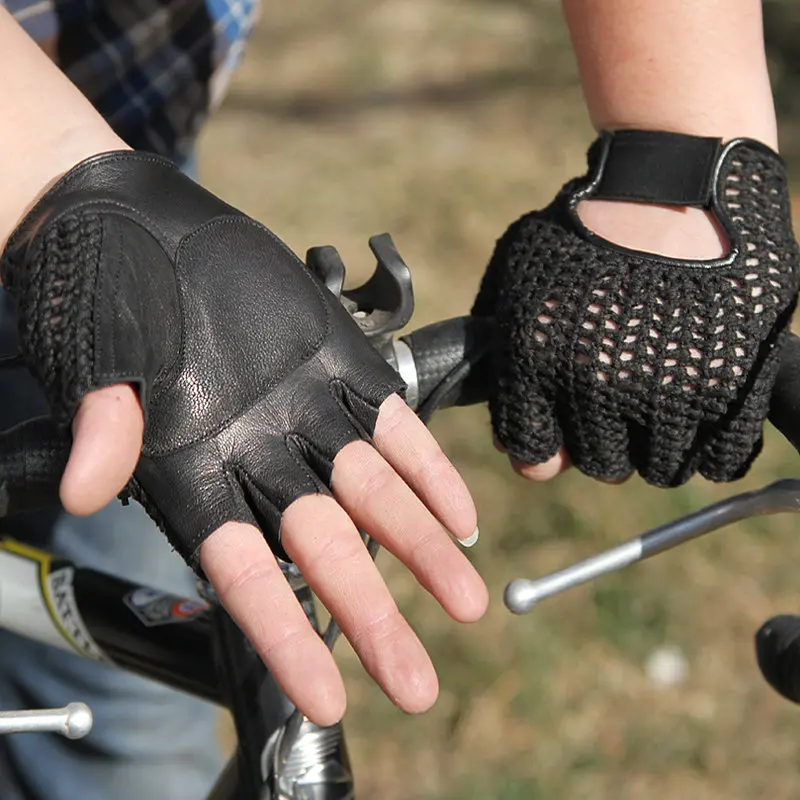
xmin=0 ymin=703 xmax=93 ymax=739
xmin=504 ymin=478 xmax=800 ymax=614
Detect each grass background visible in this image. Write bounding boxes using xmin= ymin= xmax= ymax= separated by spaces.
xmin=200 ymin=2 xmax=800 ymax=796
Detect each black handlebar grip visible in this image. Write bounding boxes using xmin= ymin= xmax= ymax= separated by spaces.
xmin=755 ymin=615 xmax=800 ymax=704
xmin=401 ymin=324 xmax=800 ymax=423
xmin=0 ymin=417 xmax=69 ymax=517
xmin=756 ymin=335 xmax=800 ymax=707
xmin=400 ymin=316 xmax=494 ymax=410
xmin=768 ymin=333 xmax=800 ymax=451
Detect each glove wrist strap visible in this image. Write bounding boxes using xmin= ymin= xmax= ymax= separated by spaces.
xmin=589 ymin=129 xmax=780 ymax=209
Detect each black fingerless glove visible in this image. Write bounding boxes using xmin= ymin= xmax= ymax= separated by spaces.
xmin=473 ymin=130 xmax=800 ymax=487
xmin=0 ymin=151 xmax=405 ymax=568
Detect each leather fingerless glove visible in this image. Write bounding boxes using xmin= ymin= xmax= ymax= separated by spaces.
xmin=473 ymin=130 xmax=800 ymax=487
xmin=0 ymin=151 xmax=405 ymax=567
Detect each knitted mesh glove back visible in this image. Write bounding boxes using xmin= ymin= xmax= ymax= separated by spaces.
xmin=0 ymin=151 xmax=405 ymax=569
xmin=473 ymin=131 xmax=800 ymax=487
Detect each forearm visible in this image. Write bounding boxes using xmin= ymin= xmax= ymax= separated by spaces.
xmin=562 ymin=0 xmax=778 ymax=148
xmin=0 ymin=6 xmax=128 ymax=249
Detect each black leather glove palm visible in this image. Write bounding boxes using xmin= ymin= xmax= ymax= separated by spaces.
xmin=0 ymin=151 xmax=404 ymax=567
xmin=474 ymin=130 xmax=800 ymax=487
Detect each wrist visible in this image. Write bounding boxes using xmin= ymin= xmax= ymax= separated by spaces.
xmin=0 ymin=6 xmax=130 ymax=253
xmin=563 ymin=0 xmax=779 ymax=152
xmin=0 ymin=127 xmax=130 ymax=254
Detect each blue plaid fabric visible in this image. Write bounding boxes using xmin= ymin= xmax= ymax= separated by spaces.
xmin=3 ymin=0 xmax=259 ymax=161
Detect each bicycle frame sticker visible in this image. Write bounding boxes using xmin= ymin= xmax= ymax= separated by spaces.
xmin=0 ymin=538 xmax=108 ymax=662
xmin=45 ymin=566 xmax=108 ymax=662
xmin=123 ymin=586 xmax=209 ymax=627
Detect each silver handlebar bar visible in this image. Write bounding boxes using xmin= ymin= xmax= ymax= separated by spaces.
xmin=505 ymin=478 xmax=800 ymax=613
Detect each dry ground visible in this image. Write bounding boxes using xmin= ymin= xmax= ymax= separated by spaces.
xmin=200 ymin=2 xmax=800 ymax=797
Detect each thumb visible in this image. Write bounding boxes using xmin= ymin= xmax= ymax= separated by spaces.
xmin=60 ymin=384 xmax=144 ymax=516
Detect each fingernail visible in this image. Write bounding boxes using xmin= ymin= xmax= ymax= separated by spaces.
xmin=458 ymin=526 xmax=479 ymax=548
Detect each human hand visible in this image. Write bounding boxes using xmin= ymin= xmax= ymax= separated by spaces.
xmin=0 ymin=152 xmax=488 ymax=725
xmin=473 ymin=130 xmax=800 ymax=487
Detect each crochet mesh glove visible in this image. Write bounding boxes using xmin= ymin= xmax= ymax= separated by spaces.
xmin=473 ymin=130 xmax=800 ymax=487
xmin=0 ymin=151 xmax=405 ymax=567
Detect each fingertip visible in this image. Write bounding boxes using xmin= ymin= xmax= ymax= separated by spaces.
xmin=450 ymin=574 xmax=489 ymax=624
xmin=446 ymin=482 xmax=478 ymax=543
xmin=397 ymin=660 xmax=439 ymax=715
xmin=367 ymin=628 xmax=440 ymax=715
xmin=510 ymin=448 xmax=571 ymax=482
xmin=457 ymin=526 xmax=480 ymax=548
xmin=275 ymin=635 xmax=348 ymax=725
xmin=304 ymin=673 xmax=348 ymax=727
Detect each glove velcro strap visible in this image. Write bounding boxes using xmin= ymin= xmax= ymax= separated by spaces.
xmin=593 ymin=129 xmax=723 ymax=208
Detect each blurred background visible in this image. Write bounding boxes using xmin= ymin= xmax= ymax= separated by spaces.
xmin=200 ymin=2 xmax=800 ymax=797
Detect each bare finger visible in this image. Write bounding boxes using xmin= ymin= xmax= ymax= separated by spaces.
xmin=281 ymin=494 xmax=439 ymax=715
xmin=60 ymin=384 xmax=143 ymax=515
xmin=372 ymin=394 xmax=477 ymax=542
xmin=199 ymin=520 xmax=346 ymax=726
xmin=509 ymin=447 xmax=571 ymax=482
xmin=332 ymin=440 xmax=488 ymax=623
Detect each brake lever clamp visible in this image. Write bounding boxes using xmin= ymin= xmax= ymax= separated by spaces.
xmin=306 ymin=233 xmax=415 ymax=359
xmin=260 ymin=719 xmax=354 ymax=800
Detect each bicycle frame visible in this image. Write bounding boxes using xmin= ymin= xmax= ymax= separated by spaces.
xmin=0 ymin=533 xmax=351 ymax=799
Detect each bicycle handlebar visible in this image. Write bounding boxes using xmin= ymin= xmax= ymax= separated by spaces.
xmin=396 ymin=316 xmax=493 ymax=420
xmin=4 ymin=305 xmax=800 ymax=715
xmin=398 ymin=318 xmax=800 ymax=450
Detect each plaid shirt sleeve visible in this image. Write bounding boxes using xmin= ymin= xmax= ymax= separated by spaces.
xmin=2 ymin=0 xmax=259 ymax=162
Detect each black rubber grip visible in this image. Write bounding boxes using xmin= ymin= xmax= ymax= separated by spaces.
xmin=768 ymin=333 xmax=800 ymax=451
xmin=755 ymin=615 xmax=800 ymax=704
xmin=404 ymin=321 xmax=800 ymax=436
xmin=0 ymin=417 xmax=70 ymax=516
xmin=755 ymin=335 xmax=800 ymax=706
xmin=400 ymin=316 xmax=494 ymax=410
